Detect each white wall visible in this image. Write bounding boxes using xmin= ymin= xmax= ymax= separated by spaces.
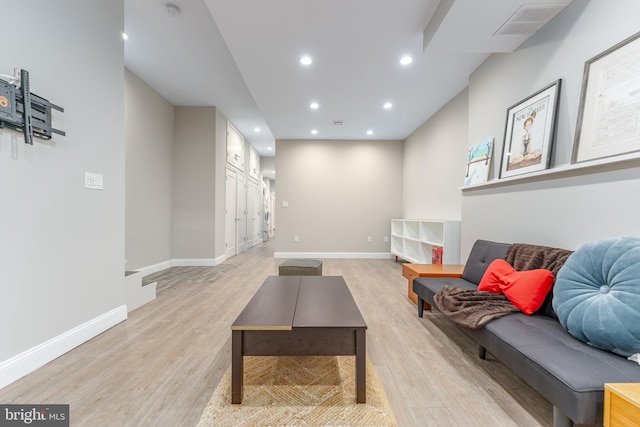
xmin=403 ymin=88 xmax=468 ymax=220
xmin=0 ymin=0 xmax=125 ymax=386
xmin=125 ymin=69 xmax=174 ymax=271
xmin=275 ymin=139 xmax=403 ymax=256
xmin=461 ymin=0 xmax=640 ymax=258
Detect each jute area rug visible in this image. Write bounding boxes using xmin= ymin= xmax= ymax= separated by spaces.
xmin=197 ymin=355 xmax=397 ymax=426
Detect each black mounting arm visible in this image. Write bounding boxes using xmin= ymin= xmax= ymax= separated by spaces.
xmin=0 ymin=69 xmax=65 ymax=144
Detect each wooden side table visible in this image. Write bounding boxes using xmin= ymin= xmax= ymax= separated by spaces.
xmin=402 ymin=264 xmax=465 ymax=310
xmin=604 ymin=383 xmax=640 ymax=426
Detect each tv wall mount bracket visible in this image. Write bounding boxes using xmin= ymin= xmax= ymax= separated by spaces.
xmin=0 ymin=69 xmax=65 ymax=144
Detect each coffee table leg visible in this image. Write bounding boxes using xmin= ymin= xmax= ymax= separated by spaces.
xmin=231 ymin=330 xmax=243 ymax=404
xmin=356 ymin=328 xmax=366 ymax=403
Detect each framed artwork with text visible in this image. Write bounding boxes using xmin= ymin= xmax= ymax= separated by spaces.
xmin=499 ymin=80 xmax=561 ymax=179
xmin=573 ymin=31 xmax=640 ymax=164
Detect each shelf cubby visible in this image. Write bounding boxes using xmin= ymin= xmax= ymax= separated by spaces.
xmin=390 ymin=219 xmax=461 ymax=264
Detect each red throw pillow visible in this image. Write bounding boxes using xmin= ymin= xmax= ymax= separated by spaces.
xmin=478 ymin=259 xmax=554 ymax=315
xmin=500 ymin=268 xmax=554 ymax=315
xmin=478 ymin=259 xmax=512 ymax=294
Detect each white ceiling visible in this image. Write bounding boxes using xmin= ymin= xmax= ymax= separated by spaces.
xmin=124 ymin=0 xmax=572 ymax=167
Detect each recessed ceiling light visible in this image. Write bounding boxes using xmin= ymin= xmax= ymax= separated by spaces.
xmin=310 ymin=102 xmax=319 ymax=109
xmin=383 ymin=102 xmax=393 ymax=109
xmin=267 ymin=146 xmax=272 ymax=151
xmin=400 ymin=56 xmax=413 ymax=65
xmin=366 ymin=130 xmax=374 ymax=135
xmin=300 ymin=56 xmax=312 ymax=65
xmin=254 ymin=127 xmax=261 ymax=132
xmin=311 ymin=129 xmax=318 ymax=135
xmin=122 ymin=32 xmax=129 ymax=40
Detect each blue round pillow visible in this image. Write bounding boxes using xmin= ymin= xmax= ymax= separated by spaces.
xmin=553 ymin=237 xmax=640 ymax=357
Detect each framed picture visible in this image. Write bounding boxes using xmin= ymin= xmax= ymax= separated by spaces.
xmin=573 ymin=31 xmax=640 ymax=164
xmin=464 ymin=137 xmax=494 ymax=186
xmin=499 ymin=80 xmax=561 ymax=179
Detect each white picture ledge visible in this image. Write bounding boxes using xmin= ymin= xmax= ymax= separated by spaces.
xmin=460 ymin=150 xmax=640 ymax=191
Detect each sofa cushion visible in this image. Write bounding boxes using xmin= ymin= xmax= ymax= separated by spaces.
xmin=413 ymin=277 xmax=476 ymax=308
xmin=553 ymin=237 xmax=640 ymax=357
xmin=461 ymin=239 xmax=510 ymax=285
xmin=479 ymin=313 xmax=640 ymax=424
xmin=478 ymin=259 xmax=554 ymax=315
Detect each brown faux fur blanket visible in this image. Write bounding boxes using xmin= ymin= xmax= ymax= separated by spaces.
xmin=505 ymin=243 xmax=573 ymax=279
xmin=434 ymin=286 xmax=519 ymax=328
xmin=434 ymin=243 xmax=575 ymax=328
xmin=505 ymin=243 xmax=574 ymax=316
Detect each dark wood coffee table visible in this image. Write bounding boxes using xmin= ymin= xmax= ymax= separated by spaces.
xmin=231 ymin=275 xmax=367 ymax=404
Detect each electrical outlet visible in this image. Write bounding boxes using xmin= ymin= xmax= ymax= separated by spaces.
xmin=367 ymin=236 xmax=372 ymax=243
xmin=294 ymin=235 xmax=299 ymax=242
xmin=384 ymin=236 xmax=389 ymax=243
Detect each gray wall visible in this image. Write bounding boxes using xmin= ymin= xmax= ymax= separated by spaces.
xmin=214 ymin=108 xmax=227 ymax=260
xmin=275 ymin=139 xmax=403 ymax=255
xmin=125 ymin=89 xmax=229 ymax=268
xmin=125 ymin=69 xmax=174 ymax=270
xmin=0 ymin=0 xmax=125 ymax=362
xmin=461 ymin=0 xmax=640 ymax=258
xmin=172 ymin=107 xmax=218 ymax=260
xmin=403 ymin=88 xmax=468 ymax=219
xmin=261 ymin=157 xmax=275 ymax=176
xmin=402 ymin=0 xmax=640 ymax=261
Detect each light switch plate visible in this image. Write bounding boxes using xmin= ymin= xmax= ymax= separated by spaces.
xmin=85 ymin=172 xmax=104 ymax=190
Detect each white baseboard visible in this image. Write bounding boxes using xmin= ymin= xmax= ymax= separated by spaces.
xmin=0 ymin=305 xmax=127 ymax=390
xmin=214 ymin=254 xmax=227 ymax=265
xmin=172 ymin=258 xmax=217 ymax=267
xmin=136 ymin=260 xmax=173 ymax=277
xmin=134 ymin=256 xmax=228 ymax=277
xmin=274 ymin=252 xmax=393 ymax=259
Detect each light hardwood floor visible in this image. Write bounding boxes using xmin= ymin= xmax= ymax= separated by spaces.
xmin=0 ymin=240 xmax=553 ymax=426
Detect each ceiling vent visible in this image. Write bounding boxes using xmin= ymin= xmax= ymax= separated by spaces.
xmin=332 ymin=120 xmax=344 ymax=126
xmin=494 ymin=4 xmax=567 ymax=36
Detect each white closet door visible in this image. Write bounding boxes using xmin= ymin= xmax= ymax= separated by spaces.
xmin=270 ymin=193 xmax=276 ymax=237
xmin=225 ymin=168 xmax=237 ymax=258
xmin=237 ymin=173 xmax=247 ymax=254
xmin=247 ymin=179 xmax=261 ymax=248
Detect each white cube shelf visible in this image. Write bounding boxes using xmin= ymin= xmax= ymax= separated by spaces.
xmin=390 ymin=219 xmax=461 ymax=264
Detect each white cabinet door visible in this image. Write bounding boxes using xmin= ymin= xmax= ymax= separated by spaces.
xmin=237 ymin=173 xmax=247 ymax=254
xmin=227 ymin=122 xmax=244 ymax=170
xmin=249 ymin=146 xmax=260 ymax=180
xmin=247 ymin=179 xmax=261 ymax=248
xmin=225 ymin=168 xmax=237 ymax=258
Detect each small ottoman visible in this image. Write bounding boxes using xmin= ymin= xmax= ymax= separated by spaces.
xmin=279 ymin=259 xmax=323 ymax=276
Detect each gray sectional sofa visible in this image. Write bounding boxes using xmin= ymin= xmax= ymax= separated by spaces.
xmin=412 ymin=239 xmax=640 ymax=427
